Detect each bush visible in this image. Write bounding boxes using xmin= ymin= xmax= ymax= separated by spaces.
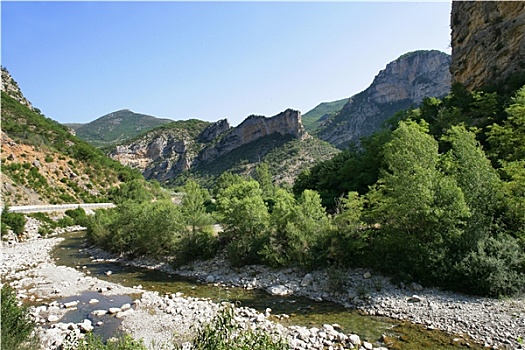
xmin=172 ymin=230 xmax=218 ymax=267
xmin=1 ymin=286 xmax=38 ymax=350
xmin=452 ymin=234 xmax=525 ymax=297
xmin=188 ymin=304 xmax=289 ymax=350
xmin=71 ymin=333 xmax=147 ymax=350
xmin=65 ymin=207 xmax=89 ymax=226
xmin=1 ymin=210 xmax=26 ymax=236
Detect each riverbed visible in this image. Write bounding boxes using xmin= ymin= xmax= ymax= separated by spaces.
xmin=52 ymin=230 xmax=516 ymax=349
xmin=2 ymin=229 xmax=523 ymax=349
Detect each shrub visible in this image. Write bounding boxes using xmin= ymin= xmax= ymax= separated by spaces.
xmin=1 ymin=285 xmax=38 ymax=350
xmin=188 ymin=304 xmax=289 ymax=350
xmin=71 ymin=333 xmax=147 ymax=350
xmin=65 ymin=207 xmax=89 ymax=226
xmin=1 ymin=210 xmax=26 ymax=236
xmin=452 ymin=234 xmax=525 ymax=297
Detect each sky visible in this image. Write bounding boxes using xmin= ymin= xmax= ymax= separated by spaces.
xmin=1 ymin=1 xmax=452 ymax=126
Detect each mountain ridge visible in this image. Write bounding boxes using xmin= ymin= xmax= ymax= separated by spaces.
xmin=315 ymin=50 xmax=451 ymax=148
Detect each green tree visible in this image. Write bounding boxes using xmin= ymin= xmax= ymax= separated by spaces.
xmin=174 ymin=180 xmax=217 ymax=266
xmin=108 ymin=179 xmax=155 ymax=204
xmin=500 ymin=160 xmax=525 ymax=244
xmin=181 ymin=180 xmax=213 ymax=236
xmin=213 ymin=172 xmax=244 ymax=197
xmin=254 ymin=163 xmax=275 ymax=200
xmin=441 ymin=125 xmax=502 ymax=248
xmin=329 ymin=191 xmax=368 ymax=266
xmin=216 ymin=180 xmax=269 ymax=266
xmin=487 ymin=86 xmax=525 ymax=162
xmin=368 ymin=120 xmax=469 ymax=282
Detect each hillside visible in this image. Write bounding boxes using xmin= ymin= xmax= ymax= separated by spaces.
xmin=302 ymin=98 xmax=348 ymax=132
xmin=109 ymin=109 xmax=339 ymax=186
xmin=316 ymin=50 xmax=451 ymax=149
xmin=75 ymin=109 xmax=174 ymax=148
xmin=1 ymin=68 xmax=141 ymax=206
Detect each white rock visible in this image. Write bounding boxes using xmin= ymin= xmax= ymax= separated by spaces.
xmin=63 ymin=301 xmax=78 ymax=308
xmin=116 ymin=309 xmax=134 ymax=318
xmin=48 ymin=315 xmax=60 ymax=322
xmin=408 ymin=295 xmax=423 ymax=303
xmin=108 ymin=307 xmax=121 ymax=314
xmin=266 ymin=284 xmax=293 ymax=296
xmin=363 ymin=271 xmax=372 ymax=279
xmin=349 ymin=334 xmax=361 ymax=345
xmin=363 ymin=341 xmax=373 ymax=350
xmin=92 ymin=310 xmax=107 ymax=316
xmin=88 ymin=299 xmax=99 ymax=304
xmin=79 ymin=319 xmax=94 ymax=332
xmin=120 ymin=303 xmax=131 ymax=311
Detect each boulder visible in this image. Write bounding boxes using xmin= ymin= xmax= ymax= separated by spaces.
xmin=266 ymin=284 xmax=293 ymax=296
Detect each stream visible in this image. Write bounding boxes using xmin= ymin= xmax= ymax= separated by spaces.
xmin=51 ymin=231 xmax=481 ymax=349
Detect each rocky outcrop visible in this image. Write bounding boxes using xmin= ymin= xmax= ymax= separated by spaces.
xmin=317 ymin=50 xmax=451 ymax=148
xmin=200 ymin=109 xmax=306 ymax=162
xmin=451 ymin=1 xmax=525 ymax=91
xmin=1 ymin=67 xmax=34 ymax=110
xmin=109 ymin=109 xmax=310 ymax=183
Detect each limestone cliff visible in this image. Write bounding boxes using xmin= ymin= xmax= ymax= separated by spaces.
xmin=451 ymin=1 xmax=525 ymax=91
xmin=1 ymin=67 xmax=34 ymax=111
xmin=108 ymin=109 xmax=319 ymax=184
xmin=200 ymin=109 xmax=306 ymax=162
xmin=317 ymin=50 xmax=451 ymax=148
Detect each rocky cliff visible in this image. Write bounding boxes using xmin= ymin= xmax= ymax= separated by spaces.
xmin=451 ymin=1 xmax=525 ymax=91
xmin=199 ymin=109 xmax=307 ymax=162
xmin=317 ymin=50 xmax=451 ymax=148
xmin=1 ymin=67 xmax=34 ymax=111
xmin=109 ymin=109 xmax=323 ymax=185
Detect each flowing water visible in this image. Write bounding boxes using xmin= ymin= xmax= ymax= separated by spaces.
xmin=51 ymin=231 xmax=482 ymax=349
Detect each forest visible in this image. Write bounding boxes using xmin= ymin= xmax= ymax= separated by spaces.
xmin=85 ymin=84 xmax=525 ymax=298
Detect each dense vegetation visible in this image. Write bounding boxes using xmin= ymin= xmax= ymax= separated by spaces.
xmin=1 ymin=92 xmax=143 ymax=204
xmin=74 ymin=109 xmax=174 ymax=148
xmin=1 ymin=286 xmax=38 ymax=350
xmin=86 ymin=84 xmax=525 ymax=298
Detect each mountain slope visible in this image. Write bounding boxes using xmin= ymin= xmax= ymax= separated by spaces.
xmin=317 ymin=50 xmax=451 ymax=149
xmin=109 ymin=109 xmax=339 ymax=186
xmin=302 ymin=98 xmax=348 ymax=132
xmin=75 ymin=109 xmax=174 ymax=148
xmin=1 ymin=68 xmax=140 ymax=206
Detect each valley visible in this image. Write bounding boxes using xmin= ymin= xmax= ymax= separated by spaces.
xmin=2 ymin=2 xmax=525 ymax=350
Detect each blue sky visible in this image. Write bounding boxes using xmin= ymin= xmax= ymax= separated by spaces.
xmin=2 ymin=1 xmax=452 ymax=126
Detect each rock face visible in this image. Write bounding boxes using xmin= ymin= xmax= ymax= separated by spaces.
xmin=317 ymin=50 xmax=451 ymax=149
xmin=200 ymin=109 xmax=307 ymax=162
xmin=1 ymin=67 xmax=34 ymax=110
xmin=109 ymin=109 xmax=310 ymax=183
xmin=451 ymin=1 xmax=525 ymax=91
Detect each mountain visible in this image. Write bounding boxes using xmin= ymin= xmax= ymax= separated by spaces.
xmin=1 ymin=67 xmax=140 ymax=206
xmin=316 ymin=50 xmax=451 ymax=149
xmin=75 ymin=109 xmax=174 ymax=148
xmin=302 ymin=98 xmax=348 ymax=132
xmin=109 ymin=109 xmax=339 ymax=186
xmin=451 ymin=1 xmax=525 ymax=92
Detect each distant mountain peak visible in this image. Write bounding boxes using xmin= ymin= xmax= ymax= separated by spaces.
xmin=316 ymin=50 xmax=451 ymax=148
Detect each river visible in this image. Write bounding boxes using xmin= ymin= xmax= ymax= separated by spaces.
xmin=51 ymin=230 xmax=483 ymax=349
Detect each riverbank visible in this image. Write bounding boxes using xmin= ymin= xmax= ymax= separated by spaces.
xmin=85 ymin=245 xmax=525 ymax=349
xmin=2 ymin=233 xmax=383 ymax=350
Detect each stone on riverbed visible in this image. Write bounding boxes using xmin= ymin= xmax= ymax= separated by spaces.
xmin=266 ymin=284 xmax=293 ymax=296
